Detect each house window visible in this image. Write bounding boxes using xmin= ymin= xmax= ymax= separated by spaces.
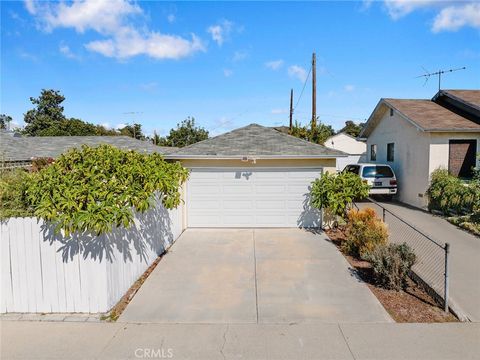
xmin=387 ymin=143 xmax=394 ymax=162
xmin=370 ymin=144 xmax=377 ymax=161
xmin=449 ymin=139 xmax=477 ymax=178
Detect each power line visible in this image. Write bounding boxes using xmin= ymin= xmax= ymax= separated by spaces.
xmin=293 ymin=64 xmax=312 ymax=112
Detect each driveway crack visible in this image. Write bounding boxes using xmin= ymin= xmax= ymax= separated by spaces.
xmin=338 ymin=324 xmax=357 ymax=360
xmin=220 ymin=324 xmax=229 ymax=360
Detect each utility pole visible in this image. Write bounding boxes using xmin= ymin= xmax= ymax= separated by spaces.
xmin=289 ymin=88 xmax=294 ymax=130
xmin=311 ymin=52 xmax=316 ymax=130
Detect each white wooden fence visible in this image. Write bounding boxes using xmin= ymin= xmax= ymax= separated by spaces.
xmin=1 ymin=199 xmax=183 ymax=313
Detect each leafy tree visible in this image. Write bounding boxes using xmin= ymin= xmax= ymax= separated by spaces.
xmin=338 ymin=120 xmax=364 ymax=137
xmin=0 ymin=114 xmax=13 ymax=130
xmin=25 ymin=145 xmax=189 ymax=235
xmin=119 ymin=123 xmax=144 ymax=140
xmin=289 ymin=119 xmax=334 ymax=145
xmin=22 ymin=89 xmax=114 ymax=136
xmin=310 ymin=171 xmax=370 ymax=223
xmin=160 ymin=117 xmax=209 ymax=147
xmin=24 ymin=89 xmax=67 ymax=135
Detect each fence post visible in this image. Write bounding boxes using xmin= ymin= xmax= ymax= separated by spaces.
xmin=444 ymin=242 xmax=450 ymax=312
xmin=382 ymin=208 xmax=386 ymax=222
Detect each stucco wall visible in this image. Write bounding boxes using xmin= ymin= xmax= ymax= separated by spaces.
xmin=366 ymin=111 xmax=431 ymax=208
xmin=179 ymin=158 xmax=337 ymax=173
xmin=429 ymin=133 xmax=480 ymax=174
xmin=325 ymin=133 xmax=367 ymax=155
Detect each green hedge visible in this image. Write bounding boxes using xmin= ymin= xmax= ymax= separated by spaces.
xmin=1 ymin=145 xmax=189 ymax=236
xmin=426 ymin=168 xmax=479 ymax=216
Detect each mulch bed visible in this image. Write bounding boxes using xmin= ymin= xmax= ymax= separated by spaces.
xmin=326 ymin=228 xmax=458 ymax=323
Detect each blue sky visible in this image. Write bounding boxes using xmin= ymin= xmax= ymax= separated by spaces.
xmin=1 ymin=1 xmax=480 ymax=136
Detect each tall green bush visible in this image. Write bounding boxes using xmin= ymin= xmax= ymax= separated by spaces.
xmin=0 ymin=169 xmax=34 ymax=219
xmin=25 ymin=145 xmax=189 ymax=235
xmin=427 ymin=168 xmax=478 ymax=215
xmin=310 ymin=171 xmax=370 ymax=218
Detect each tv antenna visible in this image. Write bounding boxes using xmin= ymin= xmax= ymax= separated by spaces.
xmin=416 ymin=66 xmax=466 ymax=91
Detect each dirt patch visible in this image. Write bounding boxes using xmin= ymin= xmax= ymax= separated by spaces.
xmin=102 ymin=252 xmax=165 ymax=321
xmin=326 ymin=228 xmax=458 ymax=323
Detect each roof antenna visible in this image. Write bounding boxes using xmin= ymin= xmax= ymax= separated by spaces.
xmin=415 ymin=66 xmax=466 ymax=91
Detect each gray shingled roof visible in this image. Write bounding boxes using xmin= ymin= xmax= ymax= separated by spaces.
xmin=0 ymin=131 xmax=176 ymax=162
xmin=166 ymin=123 xmax=346 ymax=158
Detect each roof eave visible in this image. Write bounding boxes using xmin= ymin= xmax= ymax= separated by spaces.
xmin=424 ymin=128 xmax=480 ymax=133
xmin=164 ymin=154 xmax=347 ymax=160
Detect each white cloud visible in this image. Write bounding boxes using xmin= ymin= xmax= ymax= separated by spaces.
xmin=25 ymin=0 xmax=205 ymax=60
xmin=382 ymin=1 xmax=480 ymax=32
xmin=384 ymin=0 xmax=439 ymax=20
xmin=288 ymin=65 xmax=308 ymax=82
xmin=116 ymin=123 xmax=128 ymax=130
xmin=265 ymin=59 xmax=284 ymax=70
xmin=167 ymin=14 xmax=176 ymax=23
xmin=59 ymin=43 xmax=79 ymax=59
xmin=271 ymin=108 xmax=288 ymax=115
xmin=232 ymin=50 xmax=248 ymax=62
xmin=344 ymin=84 xmax=355 ymax=92
xmin=207 ymin=19 xmax=233 ymax=46
xmin=101 ymin=122 xmax=112 ymax=129
xmin=432 ymin=3 xmax=480 ymax=32
xmin=223 ymin=69 xmax=233 ymax=77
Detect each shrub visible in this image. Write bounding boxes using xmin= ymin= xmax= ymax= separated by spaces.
xmin=427 ymin=168 xmax=478 ymax=215
xmin=310 ymin=171 xmax=370 ymax=219
xmin=25 ymin=145 xmax=189 ymax=235
xmin=343 ymin=208 xmax=388 ymax=259
xmin=0 ymin=169 xmax=34 ymax=219
xmin=365 ymin=243 xmax=416 ymax=291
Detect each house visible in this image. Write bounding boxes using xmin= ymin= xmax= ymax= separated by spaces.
xmin=324 ymin=132 xmax=367 ymax=171
xmin=360 ymin=89 xmax=480 ymax=208
xmin=2 ymin=124 xmax=346 ymax=228
xmin=165 ymin=123 xmax=346 ymax=228
xmin=0 ymin=130 xmax=175 ymax=168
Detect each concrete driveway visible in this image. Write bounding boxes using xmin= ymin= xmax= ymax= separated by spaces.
xmin=120 ymin=228 xmax=391 ymax=324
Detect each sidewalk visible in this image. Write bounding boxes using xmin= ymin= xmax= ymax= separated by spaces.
xmin=1 ymin=320 xmax=479 ymax=359
xmin=359 ymin=200 xmax=480 ymax=322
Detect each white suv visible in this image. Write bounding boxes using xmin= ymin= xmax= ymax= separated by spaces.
xmin=343 ymin=163 xmax=397 ymax=200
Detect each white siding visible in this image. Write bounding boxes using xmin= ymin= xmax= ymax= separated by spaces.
xmin=0 ymin=199 xmax=183 ymax=314
xmin=366 ymin=111 xmax=431 ymax=208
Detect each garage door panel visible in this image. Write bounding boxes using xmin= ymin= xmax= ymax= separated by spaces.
xmin=187 ymin=168 xmax=322 ymax=228
xmin=223 ymin=200 xmax=254 ymax=210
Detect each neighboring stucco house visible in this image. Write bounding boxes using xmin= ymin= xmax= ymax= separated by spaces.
xmin=360 ymin=89 xmax=480 ymax=209
xmin=165 ymin=123 xmax=345 ymax=228
xmin=324 ymin=132 xmax=367 ymax=171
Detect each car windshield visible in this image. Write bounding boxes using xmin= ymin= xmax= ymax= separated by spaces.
xmin=362 ymin=166 xmax=394 ymax=178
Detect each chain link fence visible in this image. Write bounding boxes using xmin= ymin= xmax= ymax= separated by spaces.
xmin=359 ymin=198 xmax=450 ymax=311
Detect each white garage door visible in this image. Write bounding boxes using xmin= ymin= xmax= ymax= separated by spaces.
xmin=187 ymin=168 xmax=322 ymax=228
